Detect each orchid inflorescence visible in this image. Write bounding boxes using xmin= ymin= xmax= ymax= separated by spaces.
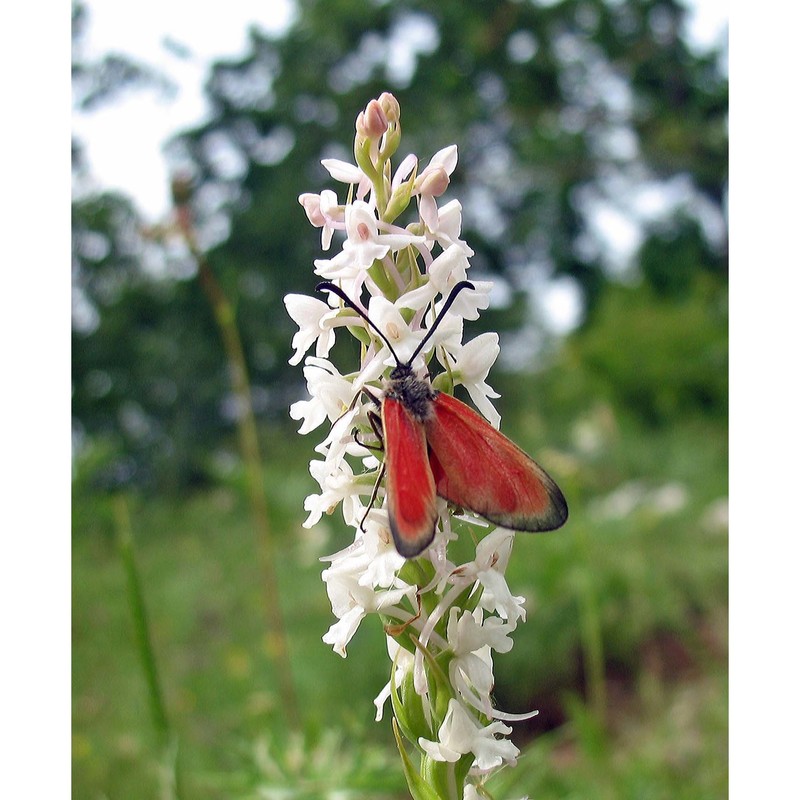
xmin=285 ymin=92 xmax=537 ymax=799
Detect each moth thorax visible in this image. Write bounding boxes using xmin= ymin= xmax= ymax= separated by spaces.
xmin=386 ymin=367 xmax=437 ymax=421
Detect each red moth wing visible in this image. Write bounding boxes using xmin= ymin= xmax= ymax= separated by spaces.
xmin=424 ymin=392 xmax=568 ymax=532
xmin=382 ymin=396 xmax=439 ymax=557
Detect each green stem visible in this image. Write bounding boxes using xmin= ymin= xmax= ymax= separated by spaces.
xmin=372 ymin=171 xmax=387 ymax=218
xmin=114 ymin=494 xmax=169 ymax=737
xmin=114 ymin=494 xmax=183 ymax=799
xmin=178 ymin=212 xmax=301 ymax=729
xmin=367 ymin=259 xmax=398 ymax=299
xmin=574 ymin=521 xmax=607 ymax=727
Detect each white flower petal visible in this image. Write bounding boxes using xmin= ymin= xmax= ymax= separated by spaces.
xmin=321 ymin=158 xmax=365 ymax=184
xmin=429 ymin=144 xmax=458 ymax=175
xmin=427 ymin=198 xmax=474 ymax=255
xmin=284 ymin=294 xmax=336 ymax=365
xmin=367 ymin=296 xmax=425 ymax=365
xmin=322 ymin=605 xmax=366 ymax=657
xmin=419 ymin=699 xmax=519 ymax=771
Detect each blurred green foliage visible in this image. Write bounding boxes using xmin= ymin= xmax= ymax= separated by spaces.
xmin=566 ymin=279 xmax=727 ymax=425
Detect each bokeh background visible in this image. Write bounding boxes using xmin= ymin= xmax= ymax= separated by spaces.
xmin=71 ymin=0 xmax=728 ymax=797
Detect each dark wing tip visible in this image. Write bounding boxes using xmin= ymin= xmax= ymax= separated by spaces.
xmin=546 ymin=484 xmax=569 ymax=530
xmin=527 ymin=474 xmax=569 ymax=532
xmin=388 ymin=512 xmax=437 ymax=559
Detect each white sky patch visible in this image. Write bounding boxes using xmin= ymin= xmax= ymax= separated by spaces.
xmin=80 ymin=0 xmax=296 ymax=64
xmin=537 ymin=276 xmax=583 ymax=334
xmin=632 ymin=174 xmax=727 ymax=247
xmin=73 ymin=0 xmax=296 ymax=218
xmin=386 ymin=12 xmax=439 ymax=86
xmin=584 ymin=199 xmax=644 ymax=275
xmin=683 ymin=0 xmax=728 ymax=55
xmin=73 ymin=76 xmax=205 ymax=215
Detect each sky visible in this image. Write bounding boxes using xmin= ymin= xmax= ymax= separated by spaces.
xmin=73 ymin=0 xmax=297 ymax=216
xmin=73 ymin=0 xmax=728 ymax=222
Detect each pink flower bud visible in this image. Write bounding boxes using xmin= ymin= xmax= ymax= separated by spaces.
xmin=378 ymin=92 xmax=400 ymax=123
xmin=355 ymin=110 xmax=369 ymax=140
xmin=416 ymin=165 xmax=450 ymax=197
xmin=363 ymin=99 xmax=389 ymax=138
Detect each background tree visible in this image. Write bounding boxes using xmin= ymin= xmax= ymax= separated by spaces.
xmin=72 ymin=0 xmax=727 ymax=488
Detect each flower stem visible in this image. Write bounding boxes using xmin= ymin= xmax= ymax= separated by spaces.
xmin=174 ymin=198 xmax=301 ymax=728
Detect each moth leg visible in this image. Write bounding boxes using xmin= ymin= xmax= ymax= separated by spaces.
xmin=353 ymin=406 xmax=385 ymax=452
xmin=367 ymin=408 xmax=384 ymax=444
xmin=359 ymin=461 xmax=386 ymax=534
xmin=362 ymin=385 xmax=382 ymax=408
xmin=356 ymin=407 xmax=390 ymax=533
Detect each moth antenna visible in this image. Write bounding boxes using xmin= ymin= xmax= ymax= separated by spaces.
xmin=316 ymin=281 xmax=402 ymax=366
xmin=316 ymin=279 xmax=476 ymax=368
xmin=407 ymin=280 xmax=475 ymax=365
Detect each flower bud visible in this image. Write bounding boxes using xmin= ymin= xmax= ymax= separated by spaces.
xmin=170 ymin=173 xmax=194 ymax=206
xmin=355 ymin=110 xmax=369 ymax=141
xmin=383 ymin=177 xmax=415 ymax=224
xmin=378 ymin=92 xmax=401 ymax=124
xmin=363 ymin=99 xmax=390 ymax=138
xmin=170 ymin=173 xmax=196 ymax=235
xmin=415 ymin=165 xmax=450 ymax=198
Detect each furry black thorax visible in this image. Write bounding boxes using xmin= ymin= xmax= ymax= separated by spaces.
xmin=385 ymin=363 xmax=437 ymax=421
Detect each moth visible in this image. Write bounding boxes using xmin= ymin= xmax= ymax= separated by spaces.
xmin=317 ymin=280 xmax=568 ymax=557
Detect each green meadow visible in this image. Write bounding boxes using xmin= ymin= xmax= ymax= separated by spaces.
xmin=73 ymin=296 xmax=728 ymax=798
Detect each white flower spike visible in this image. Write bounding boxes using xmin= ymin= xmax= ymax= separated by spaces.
xmin=286 ymin=93 xmax=564 ymax=799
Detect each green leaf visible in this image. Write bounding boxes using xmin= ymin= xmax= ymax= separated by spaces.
xmin=393 ymin=720 xmax=443 ymax=800
xmin=391 ymin=657 xmax=433 ymax=743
